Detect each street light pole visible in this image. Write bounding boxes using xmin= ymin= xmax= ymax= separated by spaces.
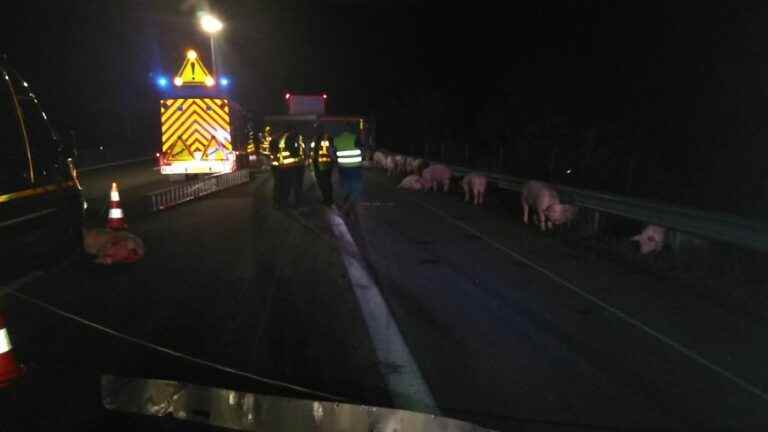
xmin=209 ymin=35 xmax=216 ymax=75
xmin=200 ymin=13 xmax=223 ymax=76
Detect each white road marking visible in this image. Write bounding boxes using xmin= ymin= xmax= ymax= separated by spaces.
xmin=416 ymin=199 xmax=768 ymax=403
xmin=0 ymin=208 xmax=57 ymax=228
xmin=326 ymin=209 xmax=439 ymax=414
xmin=78 ymin=156 xmax=153 ymax=172
xmin=0 ymin=271 xmax=45 ymax=297
xmin=10 ymin=290 xmax=346 ymax=401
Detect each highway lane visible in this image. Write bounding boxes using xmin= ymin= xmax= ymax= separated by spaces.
xmin=3 ymin=163 xmax=768 ymax=430
xmin=2 ymin=167 xmax=390 ymax=430
xmin=357 ymin=169 xmax=768 ymax=430
xmin=78 ymin=159 xmax=168 ymax=227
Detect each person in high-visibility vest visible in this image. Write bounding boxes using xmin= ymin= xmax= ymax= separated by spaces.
xmin=334 ymin=124 xmax=364 ymax=218
xmin=259 ymin=126 xmax=273 ymax=157
xmin=270 ymin=129 xmax=306 ymax=209
xmin=311 ymin=128 xmax=335 ymax=206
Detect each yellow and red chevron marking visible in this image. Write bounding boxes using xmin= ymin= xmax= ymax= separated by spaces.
xmin=160 ymin=98 xmax=232 ymax=161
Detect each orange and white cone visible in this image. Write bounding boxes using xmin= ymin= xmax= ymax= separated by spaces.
xmin=107 ymin=182 xmax=127 ymax=230
xmin=0 ymin=314 xmax=24 ymax=387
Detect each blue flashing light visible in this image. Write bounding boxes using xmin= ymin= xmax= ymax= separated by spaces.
xmin=219 ymin=77 xmax=230 ymax=87
xmin=156 ymin=76 xmax=168 ymax=88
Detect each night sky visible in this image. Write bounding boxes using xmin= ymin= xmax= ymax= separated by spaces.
xmin=3 ymin=1 xmax=767 ymax=215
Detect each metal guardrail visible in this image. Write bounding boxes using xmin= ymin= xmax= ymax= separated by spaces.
xmin=422 ymin=160 xmax=768 ymax=252
xmin=146 ymin=169 xmax=251 ymax=212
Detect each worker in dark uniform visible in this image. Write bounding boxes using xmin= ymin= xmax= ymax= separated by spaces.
xmin=311 ymin=127 xmax=335 ymax=206
xmin=269 ymin=129 xmax=287 ymax=208
xmin=263 ymin=127 xmax=281 ymax=208
xmin=293 ymin=133 xmax=307 ymax=207
xmin=271 ymin=129 xmax=305 ymax=208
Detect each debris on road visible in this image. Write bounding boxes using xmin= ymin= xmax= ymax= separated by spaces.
xmin=83 ymin=228 xmax=145 ymax=265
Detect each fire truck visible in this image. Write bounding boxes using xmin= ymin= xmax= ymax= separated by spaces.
xmin=156 ymin=49 xmax=251 ymax=176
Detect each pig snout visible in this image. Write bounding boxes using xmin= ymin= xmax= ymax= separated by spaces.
xmin=631 ymin=225 xmax=666 ymax=254
xmin=545 ymin=203 xmax=578 ymax=227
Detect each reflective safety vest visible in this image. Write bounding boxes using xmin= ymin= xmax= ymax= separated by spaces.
xmin=272 ymin=133 xmax=304 ymax=167
xmin=259 ymin=131 xmax=272 ymax=156
xmin=246 ymin=130 xmax=257 ymax=154
xmin=334 ymin=132 xmax=362 ymax=168
xmin=313 ymin=135 xmax=333 ymax=169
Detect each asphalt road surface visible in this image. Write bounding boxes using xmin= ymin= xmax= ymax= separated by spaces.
xmin=2 ymin=160 xmax=768 ymax=431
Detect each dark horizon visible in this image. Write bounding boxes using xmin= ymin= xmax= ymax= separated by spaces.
xmin=3 ymin=1 xmax=767 ymax=215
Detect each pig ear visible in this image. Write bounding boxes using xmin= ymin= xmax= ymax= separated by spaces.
xmin=630 ymin=234 xmax=641 ymax=242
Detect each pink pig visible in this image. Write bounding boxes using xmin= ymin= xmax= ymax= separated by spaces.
xmin=409 ymin=158 xmax=427 ymax=175
xmin=373 ymin=151 xmax=388 ymax=168
xmin=385 ymin=155 xmax=399 ymax=176
xmin=421 ymin=164 xmax=452 ymax=192
xmin=462 ymin=173 xmax=488 ymax=205
xmin=631 ymin=225 xmax=666 ymax=254
xmin=394 ymin=154 xmax=407 ymax=175
xmin=405 ymin=157 xmax=417 ymax=173
xmin=521 ymin=181 xmax=578 ymax=231
xmin=397 ymin=174 xmax=425 ymax=191
xmin=83 ymin=228 xmax=145 ymax=265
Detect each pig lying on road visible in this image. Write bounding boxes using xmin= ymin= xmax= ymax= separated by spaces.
xmin=421 ymin=164 xmax=452 ymax=192
xmin=398 ymin=174 xmax=425 ymax=191
xmin=83 ymin=228 xmax=145 ymax=265
xmin=462 ymin=173 xmax=488 ymax=205
xmin=521 ymin=180 xmax=578 ymax=231
xmin=631 ymin=225 xmax=666 ymax=254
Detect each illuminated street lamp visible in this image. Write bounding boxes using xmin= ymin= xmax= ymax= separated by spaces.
xmin=199 ymin=13 xmax=223 ymax=75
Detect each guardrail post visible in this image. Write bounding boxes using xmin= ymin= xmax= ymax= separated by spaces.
xmin=464 ymin=141 xmax=470 ymax=164
xmin=591 ymin=211 xmax=601 ymax=235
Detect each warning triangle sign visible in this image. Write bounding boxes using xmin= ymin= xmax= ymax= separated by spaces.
xmin=175 ymin=50 xmax=214 ymax=86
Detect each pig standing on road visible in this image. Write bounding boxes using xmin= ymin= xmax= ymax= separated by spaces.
xmin=83 ymin=228 xmax=145 ymax=265
xmin=408 ymin=158 xmax=427 ymax=175
xmin=462 ymin=173 xmax=488 ymax=205
xmin=631 ymin=225 xmax=666 ymax=254
xmin=373 ymin=151 xmax=388 ymax=168
xmin=521 ymin=181 xmax=578 ymax=231
xmin=393 ymin=154 xmax=407 ymax=175
xmin=421 ymin=164 xmax=452 ymax=192
xmin=398 ymin=174 xmax=425 ymax=191
xmin=405 ymin=156 xmax=416 ymax=173
xmin=385 ymin=155 xmax=399 ymax=176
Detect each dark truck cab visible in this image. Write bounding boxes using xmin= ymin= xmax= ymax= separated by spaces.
xmin=0 ymin=60 xmax=83 ymax=283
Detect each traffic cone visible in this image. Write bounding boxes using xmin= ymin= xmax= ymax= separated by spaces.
xmin=107 ymin=182 xmax=127 ymax=230
xmin=0 ymin=314 xmax=24 ymax=387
